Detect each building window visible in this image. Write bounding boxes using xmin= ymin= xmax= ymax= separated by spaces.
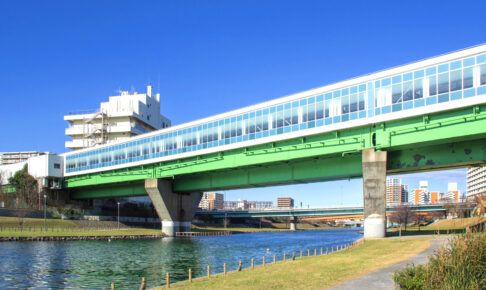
xmin=54 ymin=163 xmax=61 ymax=169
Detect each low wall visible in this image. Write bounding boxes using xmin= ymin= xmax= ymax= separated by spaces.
xmin=81 ymin=215 xmax=160 ymax=223
xmin=0 ymin=208 xmax=53 ymax=219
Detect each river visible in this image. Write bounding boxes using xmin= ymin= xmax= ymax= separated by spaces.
xmin=0 ymin=228 xmax=362 ymax=288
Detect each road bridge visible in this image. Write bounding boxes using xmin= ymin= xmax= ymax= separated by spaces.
xmin=61 ymin=45 xmax=486 ymax=237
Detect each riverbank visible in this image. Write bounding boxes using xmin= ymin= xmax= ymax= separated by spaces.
xmin=192 ymin=222 xmax=344 ymax=233
xmin=155 ymin=236 xmax=433 ymax=289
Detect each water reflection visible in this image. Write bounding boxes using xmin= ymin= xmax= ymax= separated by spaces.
xmin=0 ymin=228 xmax=361 ymax=288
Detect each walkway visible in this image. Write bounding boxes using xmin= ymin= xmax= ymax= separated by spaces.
xmin=329 ymin=236 xmax=448 ymax=290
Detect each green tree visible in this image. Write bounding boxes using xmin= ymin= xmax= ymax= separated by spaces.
xmin=8 ymin=164 xmax=38 ymax=208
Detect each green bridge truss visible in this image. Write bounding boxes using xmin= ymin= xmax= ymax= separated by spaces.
xmin=66 ymin=104 xmax=486 ymax=199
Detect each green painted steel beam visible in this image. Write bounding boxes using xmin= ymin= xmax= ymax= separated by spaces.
xmin=70 ymin=182 xmax=146 ymax=199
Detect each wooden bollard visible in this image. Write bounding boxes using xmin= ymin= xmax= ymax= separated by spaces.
xmin=292 ymin=251 xmax=295 ymax=261
xmin=307 ymin=249 xmax=310 ymax=256
xmin=331 ymin=247 xmax=333 ymax=253
xmin=189 ymin=269 xmax=192 ymax=282
xmin=140 ymin=277 xmax=146 ymax=290
xmin=321 ymin=248 xmax=323 ymax=255
xmin=111 ymin=283 xmax=115 ymax=290
xmin=237 ymin=261 xmax=242 ymax=271
xmin=224 ymin=263 xmax=227 ymax=276
xmin=251 ymin=258 xmax=254 ymax=269
xmin=314 ymin=249 xmax=317 ymax=256
xmin=166 ymin=273 xmax=170 ymax=288
xmin=273 ymin=254 xmax=276 ymax=264
xmin=283 ymin=253 xmax=286 ymax=262
xmin=300 ymin=250 xmax=303 ymax=259
xmin=207 ymin=265 xmax=211 ymax=278
xmin=326 ymin=248 xmax=328 ymax=255
xmin=263 ymin=256 xmax=265 ymax=266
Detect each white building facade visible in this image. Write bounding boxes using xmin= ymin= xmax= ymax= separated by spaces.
xmin=0 ymin=151 xmax=48 ymax=165
xmin=467 ymin=166 xmax=486 ymax=198
xmin=65 ymin=85 xmax=171 ymax=150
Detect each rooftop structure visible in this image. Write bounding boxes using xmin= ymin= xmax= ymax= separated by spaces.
xmin=0 ymin=151 xmax=48 ymax=165
xmin=64 ymin=85 xmax=171 ymax=150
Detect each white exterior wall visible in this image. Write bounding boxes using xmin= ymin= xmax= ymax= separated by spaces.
xmin=27 ymin=154 xmax=63 ymax=179
xmin=0 ymin=162 xmax=27 ymax=184
xmin=467 ymin=167 xmax=486 ymax=198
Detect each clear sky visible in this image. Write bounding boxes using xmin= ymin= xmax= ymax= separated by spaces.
xmin=0 ymin=0 xmax=484 ymax=206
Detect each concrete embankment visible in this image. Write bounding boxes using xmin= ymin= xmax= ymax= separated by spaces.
xmin=0 ymin=234 xmax=164 ymax=242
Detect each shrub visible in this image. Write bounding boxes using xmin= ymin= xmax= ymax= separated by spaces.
xmin=394 ymin=233 xmax=486 ymax=289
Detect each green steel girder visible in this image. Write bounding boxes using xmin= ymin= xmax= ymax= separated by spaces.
xmin=66 ymin=104 xmax=486 ymax=199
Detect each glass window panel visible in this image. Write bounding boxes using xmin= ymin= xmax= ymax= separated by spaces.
xmin=316 ymin=101 xmax=324 ymax=119
xmin=414 ymin=79 xmax=423 ymax=99
xmin=450 ymin=70 xmax=462 ymax=92
xmin=248 ymin=118 xmax=255 ymax=134
xmin=302 ymin=105 xmax=308 ymax=122
xmin=358 ymin=92 xmax=365 ymax=111
xmin=262 ymin=114 xmax=269 ymax=131
xmin=284 ymin=109 xmax=292 ymax=126
xmin=481 ymin=64 xmax=486 ymax=86
xmin=324 ymin=100 xmax=330 ymax=118
xmin=402 ymin=81 xmax=412 ymax=101
xmin=292 ymin=108 xmax=299 ymax=124
xmin=428 ymin=76 xmax=437 ymax=96
xmin=392 ymin=84 xmax=402 ymax=103
xmin=341 ymin=96 xmax=349 ymax=114
xmin=308 ymin=103 xmax=316 ymax=121
xmin=277 ymin=111 xmax=284 ymax=128
xmin=375 ymin=87 xmax=391 ymax=107
xmin=349 ymin=94 xmax=358 ymax=112
xmin=463 ymin=67 xmax=473 ymax=89
xmin=438 ymin=73 xmax=449 ymax=94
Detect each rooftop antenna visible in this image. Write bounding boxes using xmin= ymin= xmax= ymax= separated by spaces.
xmin=157 ymin=72 xmax=161 ymax=93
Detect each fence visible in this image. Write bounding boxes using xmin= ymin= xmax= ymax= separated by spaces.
xmin=109 ymin=239 xmax=366 ymax=289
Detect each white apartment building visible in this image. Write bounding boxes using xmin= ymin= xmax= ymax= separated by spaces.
xmin=386 ymin=178 xmax=402 ymax=204
xmin=467 ymin=166 xmax=486 ymax=198
xmin=0 ymin=151 xmax=47 ymax=165
xmin=65 ymin=85 xmax=171 ymax=150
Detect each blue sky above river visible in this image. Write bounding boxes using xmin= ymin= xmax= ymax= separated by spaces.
xmin=0 ymin=0 xmax=481 ymax=206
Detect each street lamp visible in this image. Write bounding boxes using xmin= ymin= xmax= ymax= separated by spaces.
xmin=117 ymin=202 xmax=120 ymax=230
xmin=43 ymin=194 xmax=47 ymax=232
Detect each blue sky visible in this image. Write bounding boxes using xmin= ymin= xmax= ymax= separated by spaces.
xmin=0 ymin=0 xmax=483 ymax=206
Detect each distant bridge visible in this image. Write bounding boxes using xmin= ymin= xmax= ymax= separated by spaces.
xmin=196 ymin=204 xmax=446 ymax=219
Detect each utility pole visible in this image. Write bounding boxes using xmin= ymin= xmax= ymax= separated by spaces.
xmin=117 ymin=202 xmax=120 ymax=230
xmin=44 ymin=194 xmax=47 ymax=231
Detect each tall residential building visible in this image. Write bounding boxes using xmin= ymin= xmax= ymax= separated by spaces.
xmin=412 ymin=181 xmax=429 ymax=204
xmin=467 ymin=166 xmax=486 ymax=198
xmin=0 ymin=151 xmax=47 ymax=165
xmin=277 ymin=197 xmax=294 ymax=208
xmin=64 ymin=85 xmax=171 ymax=150
xmin=386 ymin=178 xmax=402 ymax=204
xmin=198 ymin=193 xmax=224 ymax=210
xmin=401 ymin=184 xmax=409 ymax=203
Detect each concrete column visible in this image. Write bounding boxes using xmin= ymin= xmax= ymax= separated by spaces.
xmin=289 ymin=216 xmax=297 ymax=231
xmin=362 ymin=148 xmax=387 ymax=238
xmin=145 ymin=179 xmax=202 ymax=237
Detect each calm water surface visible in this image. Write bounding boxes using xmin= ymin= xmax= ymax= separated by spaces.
xmin=0 ymin=228 xmax=362 ymax=289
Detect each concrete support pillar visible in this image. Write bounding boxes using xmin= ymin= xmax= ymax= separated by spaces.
xmin=289 ymin=216 xmax=297 ymax=231
xmin=145 ymin=179 xmax=202 ymax=237
xmin=362 ymin=148 xmax=387 ymax=238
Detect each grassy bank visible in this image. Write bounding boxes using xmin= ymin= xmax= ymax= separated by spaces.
xmin=387 ymin=217 xmax=486 ymax=237
xmin=155 ymin=237 xmax=433 ymax=289
xmin=0 ymin=217 xmax=162 ymax=237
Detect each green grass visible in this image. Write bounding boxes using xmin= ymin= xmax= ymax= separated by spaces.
xmin=0 ymin=217 xmax=162 ymax=237
xmin=154 ymin=237 xmax=433 ymax=290
xmin=387 ymin=217 xmax=486 ymax=237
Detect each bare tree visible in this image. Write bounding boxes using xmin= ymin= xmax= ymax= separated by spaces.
xmin=389 ymin=204 xmax=416 ymax=231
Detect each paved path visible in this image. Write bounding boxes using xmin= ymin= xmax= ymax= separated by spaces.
xmin=329 ymin=237 xmax=448 ymax=290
